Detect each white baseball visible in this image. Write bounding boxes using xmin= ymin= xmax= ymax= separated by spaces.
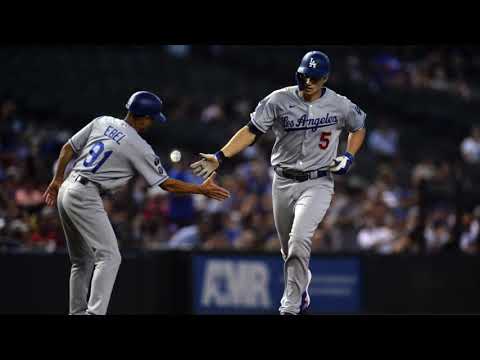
xmin=170 ymin=150 xmax=182 ymax=162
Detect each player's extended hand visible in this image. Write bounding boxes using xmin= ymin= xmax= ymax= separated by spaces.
xmin=43 ymin=178 xmax=63 ymax=207
xmin=329 ymin=152 xmax=354 ymax=175
xmin=190 ymin=153 xmax=219 ymax=179
xmin=199 ymin=172 xmax=230 ymax=201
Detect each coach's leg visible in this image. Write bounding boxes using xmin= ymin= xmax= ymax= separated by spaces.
xmin=63 ymin=187 xmax=121 ymax=315
xmin=87 ymin=223 xmax=122 ymax=316
xmin=84 ymin=198 xmax=121 ymax=315
xmin=57 ymin=185 xmax=95 ymax=315
xmin=279 ymin=181 xmax=333 ymax=315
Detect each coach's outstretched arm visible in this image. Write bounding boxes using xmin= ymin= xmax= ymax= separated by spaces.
xmin=160 ymin=172 xmax=230 ymax=201
xmin=43 ymin=142 xmax=76 ymax=207
xmin=190 ymin=125 xmax=257 ymax=178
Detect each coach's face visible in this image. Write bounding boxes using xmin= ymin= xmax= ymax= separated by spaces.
xmin=135 ymin=116 xmax=153 ymax=133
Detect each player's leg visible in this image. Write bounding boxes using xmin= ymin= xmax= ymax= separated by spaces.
xmin=57 ymin=183 xmax=95 ymax=315
xmin=271 ymin=174 xmax=296 ymax=312
xmin=279 ymin=180 xmax=333 ymax=315
xmin=62 ymin=185 xmax=121 ymax=315
xmin=272 ymin=174 xmax=295 ymax=258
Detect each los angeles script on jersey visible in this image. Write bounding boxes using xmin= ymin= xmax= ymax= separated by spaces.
xmin=281 ymin=113 xmax=338 ymax=132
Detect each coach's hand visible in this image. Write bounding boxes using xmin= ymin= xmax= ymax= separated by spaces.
xmin=200 ymin=172 xmax=230 ymax=201
xmin=190 ymin=153 xmax=219 ymax=179
xmin=329 ymin=152 xmax=354 ymax=175
xmin=43 ymin=178 xmax=63 ymax=207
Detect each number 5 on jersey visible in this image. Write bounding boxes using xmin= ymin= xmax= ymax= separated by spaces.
xmin=83 ymin=141 xmax=113 ymax=173
xmin=319 ymin=132 xmax=331 ymax=150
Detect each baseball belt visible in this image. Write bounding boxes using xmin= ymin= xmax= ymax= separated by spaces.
xmin=273 ymin=166 xmax=329 ymax=182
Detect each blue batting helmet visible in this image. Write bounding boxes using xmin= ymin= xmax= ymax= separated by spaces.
xmin=296 ymin=51 xmax=330 ymax=90
xmin=126 ymin=91 xmax=167 ymax=123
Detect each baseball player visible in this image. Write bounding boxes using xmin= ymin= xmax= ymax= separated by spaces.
xmin=43 ymin=91 xmax=230 ymax=315
xmin=190 ymin=51 xmax=367 ymax=315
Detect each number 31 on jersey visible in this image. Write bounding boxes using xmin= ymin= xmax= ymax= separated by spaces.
xmin=83 ymin=141 xmax=113 ymax=173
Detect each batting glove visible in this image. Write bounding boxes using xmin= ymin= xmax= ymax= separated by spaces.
xmin=329 ymin=152 xmax=354 ymax=175
xmin=190 ymin=153 xmax=220 ymax=179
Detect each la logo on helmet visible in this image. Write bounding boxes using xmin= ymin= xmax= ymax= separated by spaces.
xmin=309 ymin=58 xmax=317 ymax=68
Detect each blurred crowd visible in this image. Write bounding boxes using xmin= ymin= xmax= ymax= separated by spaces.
xmin=1 ymin=91 xmax=480 ymax=256
xmin=176 ymin=45 xmax=480 ymax=102
xmin=343 ymin=48 xmax=476 ymax=101
xmin=2 ymin=46 xmax=480 ymax=255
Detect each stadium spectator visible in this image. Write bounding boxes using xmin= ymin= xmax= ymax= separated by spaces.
xmin=167 ymin=155 xmax=201 ymax=228
xmin=367 ymin=120 xmax=399 ymax=159
xmin=169 ymin=213 xmax=224 ymax=250
xmin=357 ymin=215 xmax=399 ymax=254
xmin=319 ymin=178 xmax=367 ymax=252
xmin=130 ymin=186 xmax=171 ymax=250
xmin=200 ymin=102 xmax=225 ymax=124
xmin=356 ymin=189 xmax=408 ymax=254
xmin=460 ymin=207 xmax=480 ymax=254
xmin=423 ymin=206 xmax=456 ymax=253
xmin=460 ymin=125 xmax=480 ymax=164
xmin=14 ymin=180 xmax=44 ymax=213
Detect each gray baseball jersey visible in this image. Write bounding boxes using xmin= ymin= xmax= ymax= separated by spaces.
xmin=59 ymin=115 xmax=168 ymax=315
xmin=250 ymin=86 xmax=366 ymax=171
xmin=68 ymin=116 xmax=169 ymax=192
xmin=250 ymin=85 xmax=366 ymax=315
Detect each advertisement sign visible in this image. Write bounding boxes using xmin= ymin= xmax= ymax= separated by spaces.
xmin=192 ymin=255 xmax=361 ymax=314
